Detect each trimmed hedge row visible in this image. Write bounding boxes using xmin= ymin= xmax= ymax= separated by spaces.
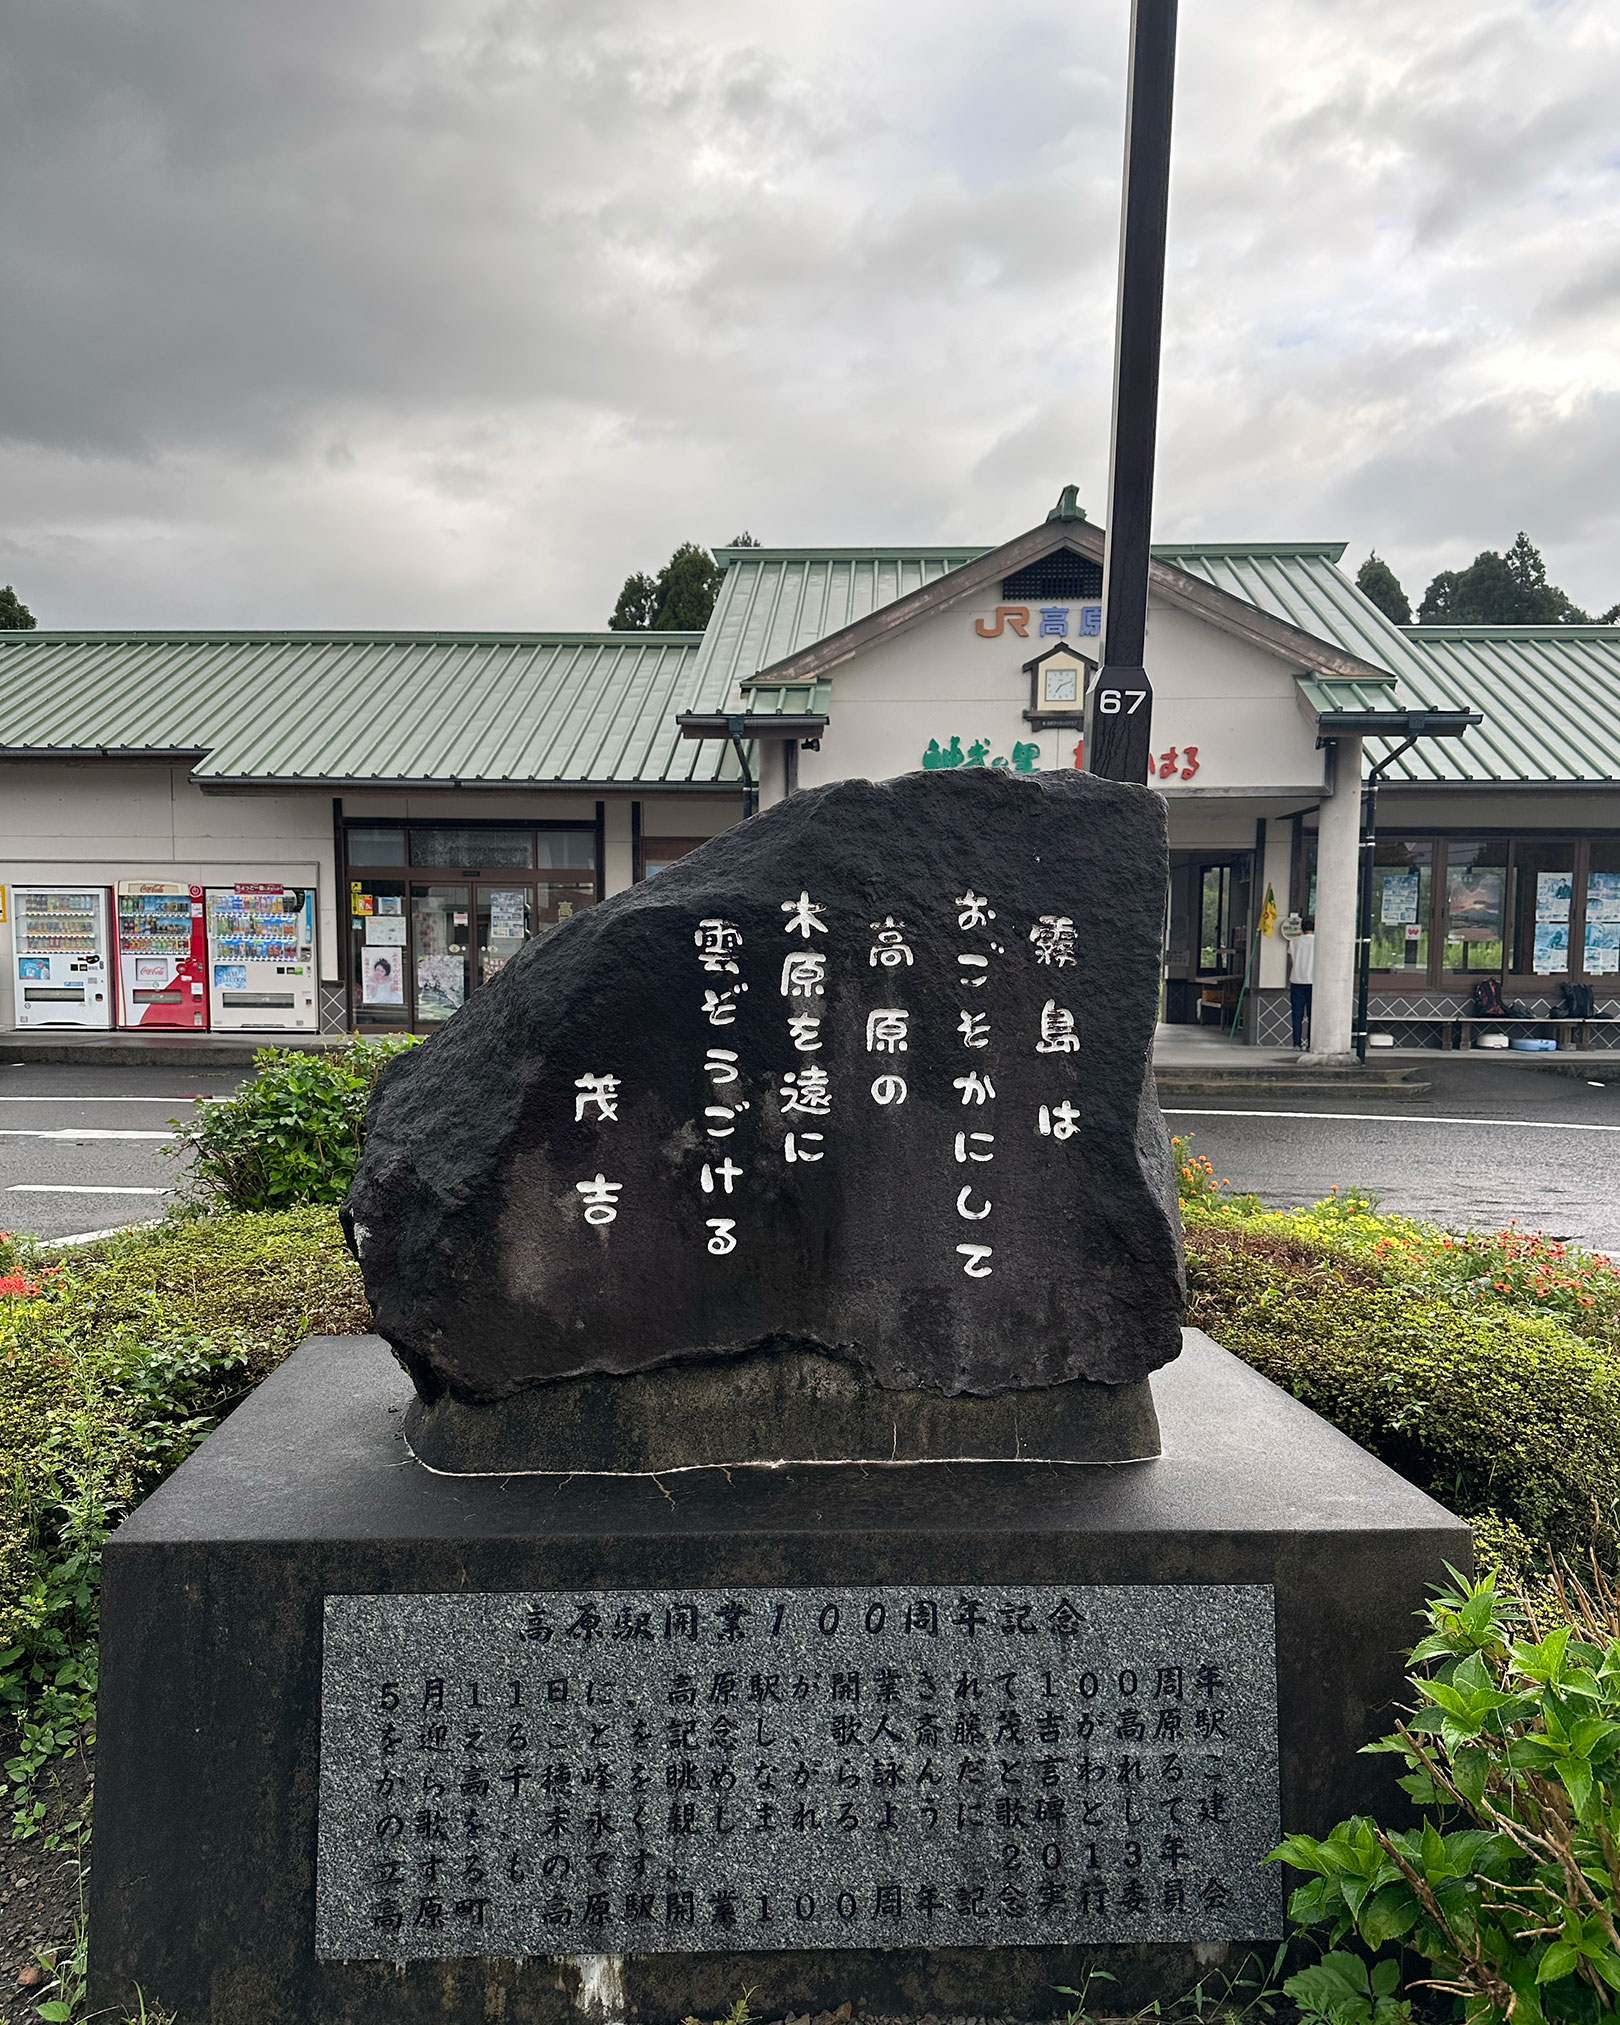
xmin=1181 ymin=1190 xmax=1620 ymax=1574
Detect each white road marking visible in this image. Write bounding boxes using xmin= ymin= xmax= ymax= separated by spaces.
xmin=0 ymin=1128 xmax=175 ymax=1141
xmin=0 ymin=1095 xmax=205 ymax=1104
xmin=7 ymin=1185 xmax=166 ymax=1196
xmin=1163 ymin=1107 xmax=1620 ymax=1134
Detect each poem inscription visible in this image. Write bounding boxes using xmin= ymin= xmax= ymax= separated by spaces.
xmin=316 ymin=1584 xmax=1280 ymax=1958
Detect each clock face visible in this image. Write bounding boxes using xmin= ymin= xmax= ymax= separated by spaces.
xmin=1043 ymin=665 xmax=1079 ymax=704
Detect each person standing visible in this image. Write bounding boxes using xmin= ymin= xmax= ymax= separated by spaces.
xmin=1288 ymin=916 xmax=1316 ymax=1049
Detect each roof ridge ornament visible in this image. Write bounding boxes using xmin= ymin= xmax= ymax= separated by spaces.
xmin=1046 ymin=485 xmax=1087 ymax=524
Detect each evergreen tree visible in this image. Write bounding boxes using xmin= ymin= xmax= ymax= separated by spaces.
xmin=607 ymin=540 xmax=738 ymax=631
xmin=1355 ymin=552 xmax=1410 ymax=625
xmin=651 ymin=542 xmax=724 ymax=630
xmin=726 ymin=532 xmax=761 ymax=547
xmin=0 ymin=585 xmax=36 ymax=630
xmin=1417 ymin=533 xmax=1592 ymax=625
xmin=608 ymin=572 xmax=659 ymax=631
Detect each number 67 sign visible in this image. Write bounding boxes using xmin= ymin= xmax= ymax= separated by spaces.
xmin=1083 ymin=671 xmax=1155 ymax=784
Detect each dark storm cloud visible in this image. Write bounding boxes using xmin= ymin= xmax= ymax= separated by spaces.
xmin=0 ymin=0 xmax=1616 ymax=625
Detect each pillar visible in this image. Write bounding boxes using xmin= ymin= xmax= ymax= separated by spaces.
xmin=1310 ymin=735 xmax=1361 ymax=1059
xmin=601 ymin=800 xmax=635 ymax=897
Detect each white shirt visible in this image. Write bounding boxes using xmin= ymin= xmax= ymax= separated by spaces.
xmin=1290 ymin=932 xmax=1315 ymax=985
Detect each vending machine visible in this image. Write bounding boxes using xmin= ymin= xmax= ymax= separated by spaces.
xmin=115 ymin=881 xmax=208 ymax=1030
xmin=11 ymin=886 xmax=113 ymax=1029
xmin=205 ymin=885 xmax=319 ymax=1032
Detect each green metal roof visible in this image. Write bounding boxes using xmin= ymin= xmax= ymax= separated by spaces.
xmin=685 ymin=548 xmax=986 ymax=711
xmin=0 ymin=630 xmax=731 ymax=788
xmin=1162 ymin=545 xmax=1440 ymax=688
xmin=1391 ymin=626 xmax=1620 ymax=784
xmin=1295 ymin=675 xmax=1405 ymax=716
xmin=733 ymin=679 xmax=834 ymax=718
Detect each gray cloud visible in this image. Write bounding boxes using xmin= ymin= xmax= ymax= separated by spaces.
xmin=1 ymin=0 xmax=1617 ymax=627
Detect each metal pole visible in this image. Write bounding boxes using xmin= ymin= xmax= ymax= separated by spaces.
xmin=1085 ymin=0 xmax=1178 ymax=785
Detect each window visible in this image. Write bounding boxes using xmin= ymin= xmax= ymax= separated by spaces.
xmin=1199 ymin=866 xmax=1231 ymax=972
xmin=1349 ymin=831 xmax=1620 ymax=985
xmin=347 ymin=827 xmax=406 ymax=866
xmin=410 ymin=827 xmax=534 ymax=869
xmin=1442 ymin=842 xmax=1506 ymax=974
xmin=1369 ymin=840 xmax=1431 ymax=971
xmin=1510 ymin=841 xmax=1574 ymax=977
xmin=1587 ymin=840 xmax=1620 ymax=977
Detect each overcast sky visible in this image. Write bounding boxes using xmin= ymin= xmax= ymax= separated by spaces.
xmin=2 ymin=0 xmax=1617 ymax=629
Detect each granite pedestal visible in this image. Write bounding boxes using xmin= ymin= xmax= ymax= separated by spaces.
xmin=88 ymin=1330 xmax=1468 ymax=2025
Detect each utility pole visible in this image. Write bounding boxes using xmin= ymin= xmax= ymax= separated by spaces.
xmin=1084 ymin=0 xmax=1178 ymax=785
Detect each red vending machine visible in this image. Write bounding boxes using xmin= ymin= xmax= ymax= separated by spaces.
xmin=115 ymin=881 xmax=208 ymax=1029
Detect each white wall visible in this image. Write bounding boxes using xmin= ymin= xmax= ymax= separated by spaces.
xmin=0 ymin=762 xmax=338 ymax=1026
xmin=786 ymin=587 xmax=1328 ymax=805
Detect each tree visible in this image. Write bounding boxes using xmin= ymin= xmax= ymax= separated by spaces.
xmin=1355 ymin=552 xmax=1410 ymax=625
xmin=652 ymin=542 xmax=724 ymax=629
xmin=608 ymin=572 xmax=659 ymax=631
xmin=1417 ymin=533 xmax=1593 ymax=625
xmin=726 ymin=531 xmax=761 ymax=547
xmin=607 ymin=539 xmax=737 ymax=632
xmin=0 ymin=585 xmax=36 ymax=630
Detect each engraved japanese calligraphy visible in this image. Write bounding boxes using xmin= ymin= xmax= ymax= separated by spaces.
xmin=316 ymin=1584 xmax=1281 ymax=1960
xmin=345 ymin=769 xmax=1182 ymax=1429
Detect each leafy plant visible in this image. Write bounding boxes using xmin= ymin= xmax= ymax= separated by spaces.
xmin=1275 ymin=1567 xmax=1620 ymax=2025
xmin=1283 ymin=1950 xmax=1409 ymax=2025
xmin=166 ymin=1037 xmax=419 ymax=1210
xmin=0 ymin=1208 xmax=369 ymax=1835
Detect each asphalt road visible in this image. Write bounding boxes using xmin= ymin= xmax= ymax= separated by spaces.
xmin=1 ymin=1054 xmax=1617 ymax=1254
xmin=1167 ymin=1058 xmax=1620 ymax=1253
xmin=0 ymin=1061 xmax=244 ymax=1242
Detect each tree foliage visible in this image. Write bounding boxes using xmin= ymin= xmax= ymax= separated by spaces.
xmin=1356 ymin=553 xmax=1411 ymax=625
xmin=0 ymin=585 xmax=36 ymax=630
xmin=608 ymin=572 xmax=660 ymax=631
xmin=609 ymin=536 xmax=758 ymax=632
xmin=1418 ymin=535 xmax=1595 ymax=626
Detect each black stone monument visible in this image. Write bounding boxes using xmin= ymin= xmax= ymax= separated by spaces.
xmin=88 ymin=771 xmax=1469 ymax=2025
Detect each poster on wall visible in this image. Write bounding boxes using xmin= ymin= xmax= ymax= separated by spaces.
xmin=1446 ymin=867 xmax=1504 ymax=941
xmin=416 ymin=955 xmax=465 ymax=1017
xmin=1380 ymin=869 xmax=1419 ymax=925
xmin=1587 ymin=874 xmax=1620 ymax=925
xmin=376 ymin=896 xmax=403 ymax=917
xmin=1534 ymin=923 xmax=1571 ymax=974
xmin=1536 ymin=871 xmax=1573 ymax=922
xmin=364 ymin=918 xmax=407 ymax=948
xmin=1586 ymin=922 xmax=1620 ymax=976
xmin=362 ymin=948 xmax=405 ymax=1006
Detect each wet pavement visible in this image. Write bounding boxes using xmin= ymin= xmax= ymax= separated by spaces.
xmin=0 ymin=1060 xmax=243 ymax=1241
xmin=1165 ymin=1056 xmax=1620 ymax=1251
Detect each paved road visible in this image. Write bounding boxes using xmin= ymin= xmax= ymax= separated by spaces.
xmin=1166 ymin=1058 xmax=1620 ymax=1252
xmin=3 ymin=1054 xmax=1617 ymax=1253
xmin=0 ymin=1061 xmax=244 ymax=1241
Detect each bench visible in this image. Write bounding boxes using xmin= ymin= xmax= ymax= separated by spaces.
xmin=1410 ymin=1014 xmax=1620 ymax=1051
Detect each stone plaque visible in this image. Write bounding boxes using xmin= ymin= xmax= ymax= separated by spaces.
xmin=345 ymin=771 xmax=1185 ymax=1412
xmin=316 ymin=1583 xmax=1280 ymax=1958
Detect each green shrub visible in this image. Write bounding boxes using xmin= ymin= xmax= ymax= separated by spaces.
xmin=1277 ymin=1569 xmax=1620 ymax=2025
xmin=1186 ymin=1215 xmax=1620 ymax=1564
xmin=168 ymin=1037 xmax=419 ymax=1211
xmin=0 ymin=1207 xmax=370 ymax=1834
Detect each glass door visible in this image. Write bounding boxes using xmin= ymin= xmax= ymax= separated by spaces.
xmin=477 ymin=886 xmax=533 ymax=984
xmin=410 ymin=884 xmax=471 ymax=1025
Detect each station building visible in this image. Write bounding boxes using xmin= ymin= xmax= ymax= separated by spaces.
xmin=1 ymin=495 xmax=1616 ymax=1051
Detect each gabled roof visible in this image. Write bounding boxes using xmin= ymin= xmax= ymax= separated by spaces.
xmin=0 ymin=630 xmax=734 ymax=788
xmin=719 ymin=520 xmax=1415 ymax=703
